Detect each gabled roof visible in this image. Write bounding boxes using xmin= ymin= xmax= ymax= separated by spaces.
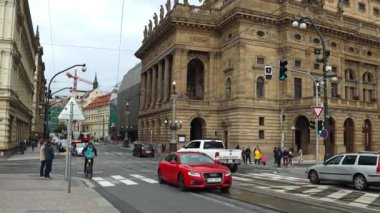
xmin=84 ymin=93 xmax=111 ymax=109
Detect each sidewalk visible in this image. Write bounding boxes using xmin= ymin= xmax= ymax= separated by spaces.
xmin=1 ymin=146 xmax=65 ymax=161
xmin=0 ymin=173 xmax=119 ymax=213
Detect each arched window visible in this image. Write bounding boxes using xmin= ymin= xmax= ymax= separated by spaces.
xmin=256 ymin=77 xmax=265 ymax=98
xmin=225 ymin=78 xmax=231 ymax=99
xmin=362 ymin=72 xmax=373 ymax=83
xmin=187 ymin=59 xmax=205 ymax=100
xmin=345 ymin=69 xmax=355 ymax=81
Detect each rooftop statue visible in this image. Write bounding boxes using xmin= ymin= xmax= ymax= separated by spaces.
xmin=148 ymin=20 xmax=153 ymax=33
xmin=153 ymin=13 xmax=158 ymax=27
xmin=144 ymin=25 xmax=148 ymax=39
xmin=165 ymin=0 xmax=171 ymax=14
xmin=160 ymin=5 xmax=164 ymax=21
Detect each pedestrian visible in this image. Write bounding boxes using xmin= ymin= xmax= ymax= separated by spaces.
xmin=44 ymin=141 xmax=55 ymax=178
xmin=273 ymin=147 xmax=277 ymax=165
xmin=23 ymin=139 xmax=28 ymax=151
xmin=276 ymin=146 xmax=282 ymax=167
xmin=254 ymin=146 xmax=261 ymax=165
xmin=245 ymin=147 xmax=252 ymax=164
xmin=161 ymin=143 xmax=166 ymax=153
xmin=242 ymin=147 xmax=246 ymax=165
xmin=31 ymin=140 xmax=36 ymax=152
xmin=235 ymin=144 xmax=240 ymax=149
xmin=39 ymin=140 xmax=47 ymax=177
xmin=298 ymin=148 xmax=303 ymax=165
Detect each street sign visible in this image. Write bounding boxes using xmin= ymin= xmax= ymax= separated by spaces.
xmin=321 ymin=129 xmax=328 ymax=139
xmin=311 ymin=106 xmax=323 ymax=118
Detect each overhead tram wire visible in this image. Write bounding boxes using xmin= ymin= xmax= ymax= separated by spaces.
xmin=116 ymin=0 xmax=126 ymax=85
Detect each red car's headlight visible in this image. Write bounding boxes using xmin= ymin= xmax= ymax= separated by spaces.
xmin=188 ymin=171 xmax=201 ymax=177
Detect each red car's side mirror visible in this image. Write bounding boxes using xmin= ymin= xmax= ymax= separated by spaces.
xmin=170 ymin=160 xmax=177 ymax=164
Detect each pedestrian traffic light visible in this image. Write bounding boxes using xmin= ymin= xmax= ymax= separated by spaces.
xmin=279 ymin=60 xmax=288 ymax=81
xmin=264 ymin=66 xmax=273 ymax=80
xmin=309 ymin=121 xmax=315 ymax=129
xmin=317 ymin=120 xmax=324 ymax=135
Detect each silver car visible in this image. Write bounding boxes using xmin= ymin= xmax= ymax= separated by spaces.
xmin=306 ymin=152 xmax=380 ymax=190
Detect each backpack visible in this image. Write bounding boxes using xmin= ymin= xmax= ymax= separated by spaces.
xmin=85 ymin=146 xmax=94 ymax=158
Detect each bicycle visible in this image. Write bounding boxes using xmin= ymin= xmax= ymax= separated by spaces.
xmin=85 ymin=158 xmax=93 ymax=179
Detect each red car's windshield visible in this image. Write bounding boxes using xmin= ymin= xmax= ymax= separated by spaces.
xmin=179 ymin=153 xmax=214 ymax=165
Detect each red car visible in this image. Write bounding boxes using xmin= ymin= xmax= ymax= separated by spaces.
xmin=157 ymin=152 xmax=232 ymax=193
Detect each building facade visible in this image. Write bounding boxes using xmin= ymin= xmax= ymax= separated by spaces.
xmin=135 ymin=0 xmax=380 ymax=158
xmin=0 ymin=0 xmax=44 ymax=156
xmin=82 ymin=93 xmax=111 ymax=141
xmin=117 ymin=63 xmax=141 ymax=143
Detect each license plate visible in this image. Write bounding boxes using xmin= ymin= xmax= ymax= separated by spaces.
xmin=207 ymin=178 xmax=221 ymax=183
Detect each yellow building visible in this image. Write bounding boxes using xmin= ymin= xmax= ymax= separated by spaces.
xmin=135 ymin=0 xmax=380 ymax=159
xmin=83 ymin=93 xmax=111 ymax=141
xmin=0 ymin=0 xmax=44 ymax=156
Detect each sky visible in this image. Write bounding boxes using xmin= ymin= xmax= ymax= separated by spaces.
xmin=29 ymin=0 xmax=202 ymax=95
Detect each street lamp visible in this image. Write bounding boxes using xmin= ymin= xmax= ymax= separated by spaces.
xmin=291 ymin=126 xmax=295 ymax=151
xmin=166 ymin=81 xmax=182 ymax=152
xmin=292 ymin=17 xmax=332 ymax=161
xmin=50 ymin=87 xmax=72 ymax=97
xmin=44 ymin=64 xmax=86 ymax=139
xmin=124 ymin=102 xmax=130 ymax=147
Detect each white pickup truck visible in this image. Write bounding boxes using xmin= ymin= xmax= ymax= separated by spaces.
xmin=178 ymin=139 xmax=242 ymax=172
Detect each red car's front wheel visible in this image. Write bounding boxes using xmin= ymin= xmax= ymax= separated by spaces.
xmin=178 ymin=174 xmax=186 ymax=192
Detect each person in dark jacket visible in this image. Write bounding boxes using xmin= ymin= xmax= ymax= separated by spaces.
xmin=44 ymin=141 xmax=55 ymax=178
xmin=245 ymin=147 xmax=252 ymax=164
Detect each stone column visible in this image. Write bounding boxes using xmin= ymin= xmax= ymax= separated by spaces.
xmin=140 ymin=72 xmax=146 ymax=109
xmin=157 ymin=61 xmax=163 ymax=103
xmin=147 ymin=69 xmax=152 ymax=107
xmin=163 ymin=56 xmax=170 ymax=102
xmin=151 ymin=66 xmax=157 ymax=106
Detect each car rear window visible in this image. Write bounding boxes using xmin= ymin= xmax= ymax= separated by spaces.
xmin=358 ymin=156 xmax=377 ymax=166
xmin=203 ymin=141 xmax=224 ymax=149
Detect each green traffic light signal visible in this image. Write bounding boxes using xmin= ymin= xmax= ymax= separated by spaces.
xmin=317 ymin=120 xmax=323 ymax=135
xmin=279 ymin=60 xmax=288 ymax=81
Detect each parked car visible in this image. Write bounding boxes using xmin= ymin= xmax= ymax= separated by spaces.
xmin=306 ymin=152 xmax=380 ymax=190
xmin=178 ymin=140 xmax=242 ymax=172
xmin=72 ymin=143 xmax=86 ymax=156
xmin=133 ymin=143 xmax=154 ymax=157
xmin=157 ymin=152 xmax=231 ymax=192
xmin=57 ymin=139 xmax=69 ymax=152
xmin=81 ymin=132 xmax=91 ymax=143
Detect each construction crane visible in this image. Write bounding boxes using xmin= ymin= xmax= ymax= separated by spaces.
xmin=66 ymin=69 xmax=93 ymax=92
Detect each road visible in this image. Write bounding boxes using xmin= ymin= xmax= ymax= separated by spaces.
xmin=1 ymin=143 xmax=379 ymax=213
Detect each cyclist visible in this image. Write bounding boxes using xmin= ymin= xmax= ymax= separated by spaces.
xmin=81 ymin=142 xmax=97 ymax=174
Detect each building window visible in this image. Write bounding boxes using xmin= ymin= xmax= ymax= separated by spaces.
xmin=225 ymin=78 xmax=232 ymax=99
xmin=343 ymin=0 xmax=349 ymax=6
xmin=259 ymin=130 xmax=264 ymax=139
xmin=256 ymin=77 xmax=265 ymax=98
xmin=257 ymin=57 xmax=265 ymax=65
xmin=314 ymin=63 xmax=320 ymax=70
xmin=331 ymin=83 xmax=338 ymax=98
xmin=345 ymin=69 xmax=355 ymax=81
xmin=259 ymin=117 xmax=264 ymax=126
xmin=374 ymin=8 xmax=380 ymax=16
xmin=294 ymin=78 xmax=302 ymax=99
xmin=332 ymin=66 xmax=337 ymax=74
xmin=345 ymin=86 xmax=356 ymax=100
xmin=295 ymin=60 xmax=301 ymax=69
xmin=359 ymin=3 xmax=366 ymax=12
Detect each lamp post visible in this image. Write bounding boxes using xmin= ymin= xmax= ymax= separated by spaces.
xmin=44 ymin=64 xmax=86 ymax=139
xmin=124 ymin=102 xmax=130 ymax=147
xmin=50 ymin=87 xmax=72 ymax=98
xmin=165 ymin=81 xmax=182 ymax=152
xmin=292 ymin=17 xmax=332 ymax=161
xmin=291 ymin=126 xmax=295 ymax=151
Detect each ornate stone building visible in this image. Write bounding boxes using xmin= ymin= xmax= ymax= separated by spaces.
xmin=0 ymin=0 xmax=45 ymax=156
xmin=135 ymin=0 xmax=380 ymax=159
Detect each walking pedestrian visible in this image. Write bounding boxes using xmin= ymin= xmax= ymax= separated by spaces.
xmin=276 ymin=146 xmax=282 ymax=167
xmin=39 ymin=140 xmax=47 ymax=177
xmin=298 ymin=148 xmax=303 ymax=165
xmin=31 ymin=140 xmax=36 ymax=152
xmin=254 ymin=146 xmax=261 ymax=165
xmin=242 ymin=147 xmax=247 ymax=165
xmin=161 ymin=143 xmax=166 ymax=153
xmin=44 ymin=141 xmax=55 ymax=178
xmin=245 ymin=147 xmax=252 ymax=164
xmin=273 ymin=147 xmax=277 ymax=165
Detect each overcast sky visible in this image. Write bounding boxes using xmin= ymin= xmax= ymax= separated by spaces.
xmin=29 ymin=0 xmax=201 ymax=95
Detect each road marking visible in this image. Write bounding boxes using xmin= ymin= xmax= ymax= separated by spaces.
xmin=93 ymin=177 xmax=104 ymax=181
xmin=130 ymin=174 xmax=158 ymax=183
xmin=319 ymin=189 xmax=352 ymax=201
xmin=232 ymin=176 xmax=252 ymax=182
xmin=120 ymin=179 xmax=138 ymax=185
xmin=116 ymin=152 xmax=123 ymax=155
xmin=354 ymin=193 xmax=379 ymax=206
xmin=97 ymin=180 xmax=115 ymax=187
xmin=111 ymin=175 xmax=125 ymax=180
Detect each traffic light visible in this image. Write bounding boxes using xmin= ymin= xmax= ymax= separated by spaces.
xmin=309 ymin=121 xmax=315 ymax=129
xmin=317 ymin=120 xmax=324 ymax=135
xmin=279 ymin=60 xmax=288 ymax=81
xmin=264 ymin=66 xmax=273 ymax=80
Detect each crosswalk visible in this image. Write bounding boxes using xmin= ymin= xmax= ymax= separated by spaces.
xmin=91 ymin=174 xmax=158 ymax=187
xmin=255 ymin=184 xmax=380 ymax=209
xmin=233 ymin=172 xmax=309 ymax=185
